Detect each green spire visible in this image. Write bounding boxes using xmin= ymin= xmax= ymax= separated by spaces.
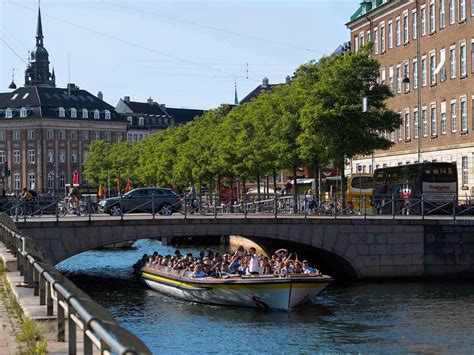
xmin=36 ymin=5 xmax=44 ymax=46
xmin=234 ymin=82 xmax=239 ymax=104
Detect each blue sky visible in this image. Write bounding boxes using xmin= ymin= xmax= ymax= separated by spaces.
xmin=1 ymin=1 xmax=356 ymax=109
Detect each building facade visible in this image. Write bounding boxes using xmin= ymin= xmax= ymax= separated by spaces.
xmin=0 ymin=7 xmax=127 ymax=193
xmin=347 ymin=0 xmax=474 ymax=195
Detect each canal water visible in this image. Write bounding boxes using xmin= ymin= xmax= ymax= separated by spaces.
xmin=57 ymin=239 xmax=474 ymax=354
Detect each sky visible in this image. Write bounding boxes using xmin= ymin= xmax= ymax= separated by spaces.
xmin=1 ymin=0 xmax=357 ymax=109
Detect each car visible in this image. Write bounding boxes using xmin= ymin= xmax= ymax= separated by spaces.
xmin=98 ymin=187 xmax=182 ymax=216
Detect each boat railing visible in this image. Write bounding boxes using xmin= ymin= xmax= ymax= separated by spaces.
xmin=0 ymin=214 xmax=151 ymax=354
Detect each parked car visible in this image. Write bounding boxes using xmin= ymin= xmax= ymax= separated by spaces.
xmin=98 ymin=187 xmax=182 ymax=216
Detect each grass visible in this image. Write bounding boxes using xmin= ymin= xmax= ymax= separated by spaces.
xmin=0 ymin=261 xmax=48 ymax=354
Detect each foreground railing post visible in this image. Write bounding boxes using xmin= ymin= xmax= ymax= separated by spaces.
xmin=214 ymin=195 xmax=218 ymax=219
xmin=152 ymin=194 xmax=155 ymax=219
xmin=68 ymin=313 xmax=77 ymax=355
xmin=453 ymin=194 xmax=456 ymax=221
xmin=421 ymin=194 xmax=425 ymax=220
xmin=391 ymin=194 xmax=395 ymax=219
xmin=33 ymin=268 xmax=39 ymax=296
xmin=15 ymin=198 xmax=19 ymax=222
xmin=39 ymin=276 xmax=46 ymax=305
xmin=334 ymin=194 xmax=337 ymax=219
xmin=304 ymin=196 xmax=308 ymax=219
xmin=88 ymin=199 xmax=92 ymax=222
xmin=56 ymin=197 xmax=59 ymax=222
xmin=46 ymin=282 xmax=54 ymax=316
xmin=184 ymin=195 xmax=187 ymax=220
xmin=364 ymin=194 xmax=367 ymax=218
xmin=83 ymin=322 xmax=93 ymax=354
xmin=120 ymin=195 xmax=124 ymax=221
xmin=274 ymin=194 xmax=278 ymax=219
xmin=57 ymin=296 xmax=65 ymax=342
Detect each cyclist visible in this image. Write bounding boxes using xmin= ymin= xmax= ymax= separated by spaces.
xmin=20 ymin=187 xmax=33 ymax=215
xmin=68 ymin=184 xmax=82 ymax=214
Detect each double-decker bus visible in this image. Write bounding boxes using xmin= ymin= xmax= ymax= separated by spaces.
xmin=371 ymin=162 xmax=457 ymax=215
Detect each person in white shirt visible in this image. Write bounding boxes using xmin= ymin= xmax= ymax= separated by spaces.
xmin=247 ymin=247 xmax=260 ymax=275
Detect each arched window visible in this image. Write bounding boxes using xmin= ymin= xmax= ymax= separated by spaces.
xmin=94 ymin=109 xmax=100 ymax=119
xmin=5 ymin=108 xmax=12 ymax=118
xmin=105 ymin=110 xmax=111 ymax=120
xmin=138 ymin=117 xmax=144 ymax=126
xmin=20 ymin=107 xmax=28 ymax=118
xmin=59 ymin=107 xmax=65 ymax=118
xmin=82 ymin=108 xmax=88 ymax=118
xmin=71 ymin=108 xmax=77 ymax=118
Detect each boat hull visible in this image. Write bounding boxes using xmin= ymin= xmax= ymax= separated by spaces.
xmin=137 ymin=267 xmax=332 ymax=311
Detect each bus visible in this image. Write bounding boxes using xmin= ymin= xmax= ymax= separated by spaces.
xmin=322 ymin=173 xmax=374 ymax=212
xmin=371 ymin=162 xmax=458 ymax=215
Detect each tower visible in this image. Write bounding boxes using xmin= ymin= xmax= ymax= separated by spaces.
xmin=24 ymin=5 xmax=56 ymax=87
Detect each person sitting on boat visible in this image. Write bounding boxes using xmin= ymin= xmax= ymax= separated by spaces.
xmin=247 ymin=247 xmax=260 ymax=275
xmin=234 ymin=245 xmax=246 ymax=258
xmin=191 ymin=265 xmax=207 ymax=278
xmin=238 ymin=258 xmax=248 ymax=276
xmin=302 ymin=260 xmax=318 ymax=274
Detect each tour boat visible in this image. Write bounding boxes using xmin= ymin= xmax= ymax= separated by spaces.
xmin=134 ymin=265 xmax=333 ymax=311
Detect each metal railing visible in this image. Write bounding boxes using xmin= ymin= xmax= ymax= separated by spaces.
xmin=0 ymin=214 xmax=151 ymax=354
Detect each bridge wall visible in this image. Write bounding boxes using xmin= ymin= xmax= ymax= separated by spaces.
xmin=15 ymin=218 xmax=474 ymax=280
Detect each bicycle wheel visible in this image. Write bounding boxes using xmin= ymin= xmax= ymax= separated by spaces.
xmin=9 ymin=206 xmax=24 ymax=217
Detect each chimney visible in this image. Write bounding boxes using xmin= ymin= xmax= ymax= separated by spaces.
xmin=67 ymin=83 xmax=77 ymax=91
xmin=97 ymin=91 xmax=103 ymax=100
xmin=124 ymin=96 xmax=130 ymax=103
xmin=147 ymin=97 xmax=153 ymax=105
xmin=262 ymin=77 xmax=269 ymax=87
xmin=285 ymin=75 xmax=291 ymax=83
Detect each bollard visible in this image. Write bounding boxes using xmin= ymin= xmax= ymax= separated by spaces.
xmin=57 ymin=297 xmax=65 ymax=342
xmin=28 ymin=262 xmax=34 ymax=288
xmin=33 ymin=268 xmax=39 ymax=296
xmin=46 ymin=282 xmax=54 ymax=316
xmin=68 ymin=314 xmax=77 ymax=355
xmin=39 ymin=277 xmax=46 ymax=305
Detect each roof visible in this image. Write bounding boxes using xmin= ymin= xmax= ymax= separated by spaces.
xmin=163 ymin=107 xmax=205 ymax=124
xmin=122 ymin=101 xmax=169 ymax=116
xmin=0 ymin=86 xmax=124 ymax=122
xmin=349 ymin=0 xmax=394 ymax=22
xmin=239 ymin=83 xmax=279 ymax=104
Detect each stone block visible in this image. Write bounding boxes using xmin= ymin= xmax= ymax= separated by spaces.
xmin=310 ymin=232 xmax=323 ymax=247
xmin=446 ymin=234 xmax=462 ymax=243
xmin=388 ymin=243 xmax=403 ymax=254
xmin=357 ymin=244 xmax=369 ymax=255
xmin=343 ymin=245 xmax=358 ymax=262
xmin=323 ymin=233 xmax=337 ymax=251
xmin=369 ymin=244 xmax=387 ymax=255
xmin=380 ymin=254 xmax=412 ymax=266
xmin=362 ymin=255 xmax=380 ymax=266
xmin=350 ymin=234 xmax=375 ymax=244
xmin=387 ymin=234 xmax=413 ymax=244
xmin=375 ymin=234 xmax=387 ymax=244
xmin=333 ymin=235 xmax=349 ymax=254
xmin=367 ymin=225 xmax=393 ymax=234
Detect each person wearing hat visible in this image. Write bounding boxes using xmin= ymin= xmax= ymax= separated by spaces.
xmin=302 ymin=260 xmax=315 ymax=274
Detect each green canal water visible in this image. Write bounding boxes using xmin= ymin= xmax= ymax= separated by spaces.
xmin=56 ymin=239 xmax=474 ymax=354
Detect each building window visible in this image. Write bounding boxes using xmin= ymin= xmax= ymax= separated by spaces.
xmin=472 ymin=0 xmax=474 ymax=15
xmin=0 ymin=151 xmax=4 ymax=164
xmin=421 ymin=7 xmax=427 ymax=35
xmin=354 ymin=36 xmax=359 ymax=52
xmin=59 ymin=151 xmax=65 ymax=163
xmin=462 ymin=156 xmax=468 ymax=186
xmin=389 ymin=66 xmax=394 ymax=91
xmin=460 ymin=41 xmax=467 ymax=77
xmin=414 ymin=110 xmax=419 ymax=138
xmin=28 ymin=173 xmax=35 ymax=190
xmin=138 ymin=117 xmax=145 ymax=126
xmin=59 ymin=107 xmax=65 ymax=118
xmin=398 ymin=124 xmax=403 ymax=141
xmin=450 ymin=46 xmax=456 ymax=78
xmin=59 ymin=130 xmax=66 ymax=140
xmin=20 ymin=107 xmax=27 ymax=118
xmin=421 ymin=56 xmax=427 ymax=86
xmin=472 ymin=96 xmax=474 ymax=129
xmin=440 ymin=0 xmax=446 ymax=28
xmin=71 ymin=131 xmax=77 ymax=140
xmin=59 ymin=174 xmax=65 ymax=190
xmin=390 ymin=131 xmax=395 ymax=142
xmin=405 ymin=111 xmax=411 ymax=140
xmin=13 ymin=173 xmax=20 ymax=190
xmin=116 ymin=132 xmax=122 ymax=141
xmin=105 ymin=110 xmax=111 ymax=120
xmin=47 ymin=150 xmax=54 ymax=163
xmin=94 ymin=109 xmax=100 ymax=119
xmin=430 ymin=51 xmax=436 ymax=85
xmin=71 ymin=151 xmax=77 ymax=164
xmin=404 ymin=61 xmax=410 ymax=92
xmin=461 ymin=97 xmax=467 ymax=132
xmin=0 ymin=131 xmax=4 ymax=141
xmin=374 ymin=29 xmax=378 ymax=54
xmin=451 ymin=101 xmax=457 ymax=132
xmin=441 ymin=102 xmax=447 ymax=134
xmin=13 ymin=151 xmax=20 ymax=164
xmin=83 ymin=131 xmax=89 ymax=141
xmin=422 ymin=108 xmax=428 ymax=137
xmin=412 ymin=59 xmax=418 ymax=90
xmin=429 ymin=1 xmax=436 ymax=33
xmin=449 ymin=0 xmax=456 ymax=24
xmin=127 ymin=116 xmax=133 ymax=125
xmin=47 ymin=173 xmax=54 ymax=190
xmin=412 ymin=10 xmax=417 ymax=40
xmin=47 ymin=130 xmax=54 ymax=140
xmin=5 ymin=108 xmax=12 ymax=118
xmin=82 ymin=109 xmax=88 ymax=119
xmin=71 ymin=108 xmax=77 ymax=118
xmin=430 ymin=104 xmax=437 ymax=136
xmin=105 ymin=132 xmax=111 ymax=142
xmin=28 ymin=149 xmax=35 ymax=164
xmin=388 ymin=21 xmax=393 ymax=48
xmin=439 ymin=48 xmax=447 ymax=81
xmin=397 ymin=65 xmax=402 ymax=93
xmin=27 ymin=130 xmax=35 ymax=140
xmin=459 ymin=0 xmax=466 ymax=20
xmin=395 ymin=17 xmax=401 ymax=45
xmin=471 ymin=39 xmax=474 ymax=74
xmin=403 ymin=12 xmax=409 ymax=43
xmin=13 ymin=131 xmax=20 ymax=140
xmin=95 ymin=132 xmax=100 ymax=140
xmin=380 ymin=24 xmax=385 ymax=52
xmin=360 ymin=32 xmax=365 ymax=46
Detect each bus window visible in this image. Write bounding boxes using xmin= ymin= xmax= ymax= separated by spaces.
xmin=350 ymin=176 xmax=373 ymax=189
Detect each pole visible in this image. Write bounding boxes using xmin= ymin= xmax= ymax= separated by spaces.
xmin=416 ymin=0 xmax=422 ymax=163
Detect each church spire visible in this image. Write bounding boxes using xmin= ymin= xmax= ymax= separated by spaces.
xmin=36 ymin=5 xmax=44 ymax=46
xmin=234 ymin=82 xmax=239 ymax=105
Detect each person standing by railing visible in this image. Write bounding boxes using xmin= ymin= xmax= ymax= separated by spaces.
xmin=187 ymin=182 xmax=197 ymax=213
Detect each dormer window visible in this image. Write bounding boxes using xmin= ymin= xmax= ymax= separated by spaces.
xmin=20 ymin=107 xmax=27 ymax=118
xmin=104 ymin=110 xmax=111 ymax=120
xmin=5 ymin=108 xmax=12 ymax=118
xmin=82 ymin=109 xmax=88 ymax=118
xmin=94 ymin=109 xmax=100 ymax=119
xmin=127 ymin=116 xmax=133 ymax=124
xmin=138 ymin=117 xmax=144 ymax=126
xmin=59 ymin=107 xmax=65 ymax=118
xmin=71 ymin=108 xmax=77 ymax=118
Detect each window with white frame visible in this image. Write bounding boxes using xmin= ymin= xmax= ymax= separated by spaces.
xmin=360 ymin=32 xmax=365 ymax=46
xmin=105 ymin=132 xmax=111 ymax=142
xmin=451 ymin=100 xmax=457 ymax=132
xmin=459 ymin=0 xmax=466 ymax=20
xmin=449 ymin=0 xmax=456 ymax=24
xmin=59 ymin=150 xmax=65 ymax=163
xmin=47 ymin=173 xmax=54 ymax=190
xmin=461 ymin=97 xmax=467 ymax=132
xmin=388 ymin=21 xmax=393 ymax=48
xmin=460 ymin=41 xmax=467 ymax=76
xmin=47 ymin=129 xmax=54 ymax=140
xmin=380 ymin=24 xmax=385 ymax=52
xmin=412 ymin=10 xmax=417 ymax=39
xmin=430 ymin=51 xmax=436 ymax=85
xmin=389 ymin=66 xmax=394 ymax=91
xmin=405 ymin=111 xmax=411 ymax=140
xmin=413 ymin=59 xmax=418 ymax=89
xmin=440 ymin=0 xmax=446 ymax=27
xmin=354 ymin=36 xmax=359 ymax=52
xmin=414 ymin=110 xmax=419 ymax=138
xmin=374 ymin=29 xmax=379 ymax=54
xmin=82 ymin=109 xmax=88 ymax=119
xmin=59 ymin=174 xmax=65 ymax=190
xmin=47 ymin=150 xmax=54 ymax=163
xmin=59 ymin=107 xmax=65 ymax=118
xmin=429 ymin=1 xmax=436 ymax=33
xmin=421 ymin=7 xmax=427 ymax=35
xmin=440 ymin=48 xmax=447 ymax=81
xmin=441 ymin=102 xmax=447 ymax=134
xmin=28 ymin=173 xmax=35 ymax=190
xmin=139 ymin=117 xmax=145 ymax=126
xmin=390 ymin=131 xmax=395 ymax=142
xmin=83 ymin=131 xmax=89 ymax=141
xmin=13 ymin=173 xmax=20 ymax=190
xmin=381 ymin=68 xmax=386 ymax=84
xmin=471 ymin=39 xmax=474 ymax=74
xmin=5 ymin=108 xmax=12 ymax=118
xmin=422 ymin=108 xmax=428 ymax=136
xmin=397 ymin=65 xmax=402 ymax=93
xmin=450 ymin=46 xmax=456 ymax=78
xmin=94 ymin=109 xmax=100 ymax=119
xmin=13 ymin=151 xmax=20 ymax=164
xmin=71 ymin=131 xmax=77 ymax=140
xmin=403 ymin=12 xmax=409 ymax=43
xmin=395 ymin=17 xmax=401 ymax=45
xmin=71 ymin=151 xmax=77 ymax=164
xmin=13 ymin=131 xmax=20 ymax=140
xmin=59 ymin=130 xmax=66 ymax=140
xmin=0 ymin=151 xmax=5 ymax=164
xmin=404 ymin=61 xmax=410 ymax=92
xmin=472 ymin=0 xmax=474 ymax=15
xmin=27 ymin=130 xmax=35 ymax=140
xmin=116 ymin=132 xmax=122 ymax=141
xmin=422 ymin=56 xmax=427 ymax=86
xmin=0 ymin=131 xmax=4 ymax=141
xmin=95 ymin=131 xmax=100 ymax=140
xmin=472 ymin=96 xmax=474 ymax=129
xmin=28 ymin=149 xmax=35 ymax=164
xmin=105 ymin=110 xmax=111 ymax=120
xmin=20 ymin=107 xmax=27 ymax=118
xmin=431 ymin=104 xmax=437 ymax=136
xmin=462 ymin=156 xmax=468 ymax=185
xmin=71 ymin=108 xmax=77 ymax=118
xmin=398 ymin=124 xmax=402 ymax=141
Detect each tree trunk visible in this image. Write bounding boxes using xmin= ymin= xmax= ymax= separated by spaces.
xmin=339 ymin=160 xmax=346 ymax=212
xmin=293 ymin=166 xmax=298 ymax=214
xmin=242 ymin=178 xmax=246 ymax=204
xmin=266 ymin=175 xmax=270 ymax=199
xmin=256 ymin=175 xmax=261 ymax=201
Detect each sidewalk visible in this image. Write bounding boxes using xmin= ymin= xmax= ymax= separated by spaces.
xmin=0 ymin=300 xmax=17 ymax=355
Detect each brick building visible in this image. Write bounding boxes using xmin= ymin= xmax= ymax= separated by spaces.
xmin=347 ymin=0 xmax=474 ymax=195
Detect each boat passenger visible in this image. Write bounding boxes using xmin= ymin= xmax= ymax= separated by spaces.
xmin=247 ymin=247 xmax=260 ymax=275
xmin=294 ymin=261 xmax=302 ymax=274
xmin=302 ymin=260 xmax=317 ymax=274
xmin=191 ymin=265 xmax=207 ymax=278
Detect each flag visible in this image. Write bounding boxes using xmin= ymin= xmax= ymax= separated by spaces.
xmin=125 ymin=178 xmax=132 ymax=193
xmin=72 ymin=170 xmax=79 ymax=186
xmin=98 ymin=184 xmax=104 ymax=199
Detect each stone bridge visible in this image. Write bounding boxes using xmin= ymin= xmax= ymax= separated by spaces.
xmin=14 ymin=216 xmax=474 ymax=280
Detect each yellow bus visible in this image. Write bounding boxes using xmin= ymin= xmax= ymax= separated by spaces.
xmin=322 ymin=173 xmax=373 ymax=212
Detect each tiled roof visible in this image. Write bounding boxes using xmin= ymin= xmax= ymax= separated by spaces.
xmin=239 ymin=83 xmax=279 ymax=104
xmin=163 ymin=107 xmax=205 ymax=124
xmin=124 ymin=101 xmax=170 ymax=116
